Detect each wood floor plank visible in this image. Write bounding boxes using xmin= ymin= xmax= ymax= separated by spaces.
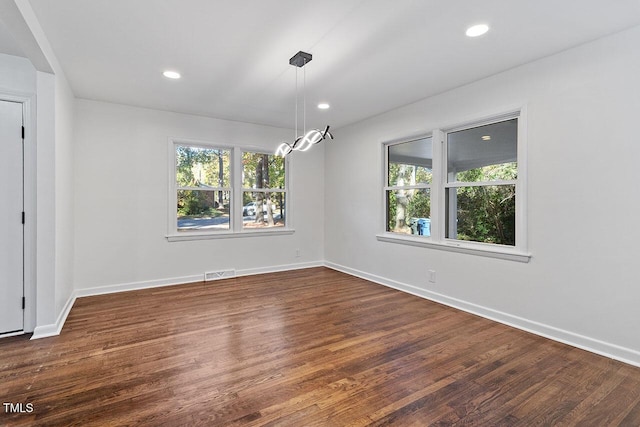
xmin=1 ymin=267 xmax=640 ymax=426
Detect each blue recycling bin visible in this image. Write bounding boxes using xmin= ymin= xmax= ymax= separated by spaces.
xmin=417 ymin=218 xmax=431 ymax=236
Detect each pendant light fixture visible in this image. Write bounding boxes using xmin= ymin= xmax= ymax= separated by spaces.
xmin=276 ymin=51 xmax=334 ymax=157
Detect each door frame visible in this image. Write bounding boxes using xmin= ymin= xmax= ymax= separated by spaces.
xmin=1 ymin=92 xmax=36 ymax=334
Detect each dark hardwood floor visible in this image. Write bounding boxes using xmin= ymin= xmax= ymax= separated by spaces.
xmin=1 ymin=267 xmax=640 ymax=426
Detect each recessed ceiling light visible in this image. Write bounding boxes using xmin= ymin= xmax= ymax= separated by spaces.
xmin=318 ymin=103 xmax=330 ymax=110
xmin=466 ymin=24 xmax=489 ymax=37
xmin=163 ymin=70 xmax=181 ymax=79
xmin=481 ymin=135 xmax=491 ymax=141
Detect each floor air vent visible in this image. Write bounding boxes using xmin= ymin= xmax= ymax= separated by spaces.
xmin=204 ymin=269 xmax=236 ymax=281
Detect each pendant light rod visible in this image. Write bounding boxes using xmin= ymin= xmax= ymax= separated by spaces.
xmin=294 ymin=64 xmax=298 ymax=140
xmin=303 ymin=59 xmax=306 ymax=135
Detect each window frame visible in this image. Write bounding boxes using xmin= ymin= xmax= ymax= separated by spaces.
xmin=175 ymin=143 xmax=233 ymax=232
xmin=240 ymin=149 xmax=288 ymax=231
xmin=167 ymin=138 xmax=293 ymax=241
xmin=378 ymin=109 xmax=530 ymax=262
xmin=383 ymin=135 xmax=434 ymax=236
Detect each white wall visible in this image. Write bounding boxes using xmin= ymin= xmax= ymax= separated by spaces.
xmin=73 ymin=100 xmax=324 ymax=291
xmin=33 ymin=70 xmax=75 ymax=328
xmin=325 ymin=25 xmax=640 ymax=365
xmin=34 ymin=71 xmax=56 ymax=328
xmin=0 ymin=53 xmax=35 ymax=93
xmin=54 ymin=68 xmax=75 ymax=317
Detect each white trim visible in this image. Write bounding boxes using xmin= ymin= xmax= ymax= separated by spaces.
xmin=516 ymin=105 xmax=528 ymax=251
xmin=241 ymin=188 xmax=287 ymax=193
xmin=376 ymin=233 xmax=530 ymax=262
xmin=232 ymin=146 xmax=242 ymax=232
xmin=30 ymin=293 xmax=76 ymax=339
xmin=236 ymin=261 xmax=324 ymax=277
xmin=23 ymin=96 xmax=36 ymax=333
xmin=441 ymin=109 xmax=523 ymax=134
xmin=385 ymin=184 xmax=432 ymax=191
xmin=73 ymin=261 xmax=323 ymax=298
xmin=444 ymin=180 xmax=517 ymax=188
xmin=177 ymin=186 xmax=232 ymax=191
xmin=381 ymin=139 xmax=388 ymax=231
xmin=0 ymin=331 xmax=26 ymax=338
xmin=74 ymin=274 xmax=205 ymax=298
xmin=324 ymin=261 xmax=640 ymax=368
xmin=166 ymin=228 xmax=295 ymax=242
xmin=432 ymin=129 xmax=444 ymax=241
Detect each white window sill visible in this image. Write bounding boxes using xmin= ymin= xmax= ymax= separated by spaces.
xmin=376 ymin=233 xmax=531 ymax=263
xmin=167 ymin=228 xmax=295 ymax=242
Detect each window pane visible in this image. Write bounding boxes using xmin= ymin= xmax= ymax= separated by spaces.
xmin=176 ymin=146 xmax=230 ymax=188
xmin=177 ymin=190 xmax=230 ymax=231
xmin=386 ymin=188 xmax=431 ymax=236
xmin=243 ymin=152 xmax=285 ymax=189
xmin=447 ymin=119 xmax=517 ymax=182
xmin=388 ymin=137 xmax=432 ymax=186
xmin=445 ymin=185 xmax=515 ymax=245
xmin=242 ymin=191 xmax=285 ymax=229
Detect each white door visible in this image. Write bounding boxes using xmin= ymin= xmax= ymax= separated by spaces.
xmin=0 ymin=100 xmax=24 ymax=334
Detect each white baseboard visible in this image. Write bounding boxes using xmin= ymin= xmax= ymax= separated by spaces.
xmin=74 ymin=274 xmax=205 ymax=298
xmin=0 ymin=331 xmax=26 ymax=338
xmin=325 ymin=261 xmax=640 ymax=368
xmin=72 ymin=261 xmax=325 ymax=299
xmin=236 ymin=261 xmax=324 ymax=277
xmin=31 ymin=293 xmax=76 ymax=340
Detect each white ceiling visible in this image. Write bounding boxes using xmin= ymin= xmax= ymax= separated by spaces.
xmin=18 ymin=0 xmax=640 ymax=129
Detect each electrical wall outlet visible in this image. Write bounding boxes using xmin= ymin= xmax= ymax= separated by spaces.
xmin=295 ymin=249 xmax=301 ymax=258
xmin=428 ymin=270 xmax=436 ymax=283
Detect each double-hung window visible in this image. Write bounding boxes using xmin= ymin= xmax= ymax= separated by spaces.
xmin=385 ymin=136 xmax=433 ymax=236
xmin=382 ymin=112 xmax=528 ymax=261
xmin=241 ymin=152 xmax=286 ymax=230
xmin=444 ymin=118 xmax=518 ymax=246
xmin=168 ymin=140 xmax=289 ymax=240
xmin=175 ymin=145 xmax=231 ymax=231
